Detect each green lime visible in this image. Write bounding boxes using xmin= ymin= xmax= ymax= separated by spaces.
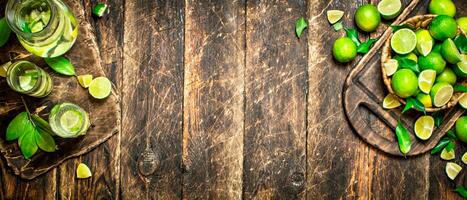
xmin=446 ymin=162 xmax=462 ymax=180
xmin=458 ymin=17 xmax=467 ymax=34
xmin=383 ymin=93 xmax=401 ymax=109
xmin=377 ymin=0 xmax=402 ymax=20
xmin=391 ymin=69 xmax=419 ymax=98
xmin=414 ymin=115 xmax=434 ymax=140
xmin=327 ymin=10 xmax=344 ymax=24
xmin=383 ymin=59 xmax=398 ymax=76
xmin=459 ymin=93 xmax=467 ymax=109
xmin=416 ymin=29 xmax=434 ymax=56
xmin=355 ymin=4 xmax=381 ymax=32
xmin=418 ymin=69 xmax=436 ymax=94
xmin=428 ymin=0 xmax=457 ymax=17
xmin=77 ymin=74 xmax=93 ymax=88
xmin=76 ymin=163 xmax=92 ymax=179
xmin=436 ymin=68 xmax=457 ymax=85
xmin=419 ymin=52 xmax=446 ymax=74
xmin=429 ymin=15 xmax=458 ymax=41
xmin=332 ymin=37 xmax=357 ymax=63
xmin=441 ymin=38 xmax=462 ymax=64
xmin=430 ymin=82 xmax=453 ymax=107
xmin=432 ymin=43 xmax=442 ymax=53
xmin=391 ymin=28 xmax=417 ymax=54
xmin=453 ymin=54 xmax=467 ymax=78
xmin=456 ymin=116 xmax=467 ymax=143
xmin=416 ymin=93 xmax=433 ymax=108
xmin=88 ymin=77 xmax=112 ymax=99
xmin=441 ymin=148 xmax=456 ymax=160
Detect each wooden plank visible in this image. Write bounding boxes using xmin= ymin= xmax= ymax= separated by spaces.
xmin=243 ymin=0 xmax=307 ymax=199
xmin=121 ymin=0 xmax=184 ymax=199
xmin=182 ymin=1 xmax=245 ymax=199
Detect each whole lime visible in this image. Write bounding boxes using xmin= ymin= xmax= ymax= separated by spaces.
xmin=428 ymin=0 xmax=456 ymax=17
xmin=436 ymin=68 xmax=457 ymax=85
xmin=355 ymin=4 xmax=381 ymax=32
xmin=456 ymin=116 xmax=467 ymax=143
xmin=332 ymin=37 xmax=357 ymax=63
xmin=419 ymin=52 xmax=446 ymax=74
xmin=457 ymin=17 xmax=467 ymax=34
xmin=391 ymin=69 xmax=419 ymax=98
xmin=429 ymin=15 xmax=458 ymax=41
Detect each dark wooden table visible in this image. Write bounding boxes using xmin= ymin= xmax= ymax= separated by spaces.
xmin=1 ymin=0 xmax=467 ymax=199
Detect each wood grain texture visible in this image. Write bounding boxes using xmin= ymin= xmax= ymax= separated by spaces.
xmin=182 ymin=0 xmax=245 ymax=199
xmin=243 ymin=0 xmax=307 ymax=199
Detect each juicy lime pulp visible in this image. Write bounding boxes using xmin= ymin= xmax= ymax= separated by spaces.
xmin=377 ymin=0 xmax=402 ymax=20
xmin=383 ymin=93 xmax=401 ymax=109
xmin=76 ymin=163 xmax=92 ymax=179
xmin=441 ymin=148 xmax=455 ymax=160
xmin=446 ymin=162 xmax=462 ymax=180
xmin=418 ymin=69 xmax=436 ymax=94
xmin=327 ymin=10 xmax=344 ymax=24
xmin=88 ymin=77 xmax=112 ymax=99
xmin=391 ymin=28 xmax=417 ymax=54
xmin=77 ymin=74 xmax=93 ymax=88
xmin=414 ymin=115 xmax=434 ymax=140
xmin=415 ymin=29 xmax=434 ymax=56
xmin=383 ymin=59 xmax=398 ymax=76
xmin=60 ymin=110 xmax=84 ymax=133
xmin=430 ymin=82 xmax=453 ymax=107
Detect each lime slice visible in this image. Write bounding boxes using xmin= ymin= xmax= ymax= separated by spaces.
xmin=378 ymin=0 xmax=402 ymax=20
xmin=430 ymin=82 xmax=453 ymax=107
xmin=462 ymin=152 xmax=467 ymax=164
xmin=383 ymin=93 xmax=401 ymax=109
xmin=19 ymin=75 xmax=33 ymax=91
xmin=327 ymin=10 xmax=344 ymax=24
xmin=418 ymin=70 xmax=436 ymax=94
xmin=391 ymin=29 xmax=417 ymax=55
xmin=60 ymin=110 xmax=83 ymax=133
xmin=441 ymin=38 xmax=462 ymax=64
xmin=383 ymin=59 xmax=398 ymax=76
xmin=415 ymin=29 xmax=434 ymax=56
xmin=459 ymin=93 xmax=467 ymax=109
xmin=446 ymin=162 xmax=462 ymax=180
xmin=405 ymin=52 xmax=418 ymax=62
xmin=76 ymin=163 xmax=92 ymax=179
xmin=77 ymin=74 xmax=93 ymax=88
xmin=414 ymin=115 xmax=434 ymax=140
xmin=441 ymin=148 xmax=455 ymax=160
xmin=88 ymin=77 xmax=112 ymax=99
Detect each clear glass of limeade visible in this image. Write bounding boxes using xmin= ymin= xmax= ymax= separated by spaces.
xmin=6 ymin=61 xmax=53 ymax=98
xmin=5 ymin=0 xmax=78 ymax=58
xmin=49 ymin=102 xmax=90 ymax=138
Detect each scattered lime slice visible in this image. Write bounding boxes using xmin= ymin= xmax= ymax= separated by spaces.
xmin=377 ymin=0 xmax=402 ymax=20
xmin=430 ymin=82 xmax=453 ymax=107
xmin=441 ymin=38 xmax=462 ymax=64
xmin=76 ymin=163 xmax=92 ymax=179
xmin=441 ymin=148 xmax=455 ymax=160
xmin=391 ymin=28 xmax=417 ymax=55
xmin=383 ymin=93 xmax=401 ymax=109
xmin=383 ymin=59 xmax=398 ymax=76
xmin=414 ymin=115 xmax=434 ymax=140
xmin=459 ymin=93 xmax=467 ymax=109
xmin=446 ymin=162 xmax=462 ymax=180
xmin=77 ymin=74 xmax=93 ymax=88
xmin=462 ymin=152 xmax=467 ymax=164
xmin=418 ymin=70 xmax=436 ymax=94
xmin=415 ymin=29 xmax=434 ymax=56
xmin=88 ymin=77 xmax=112 ymax=99
xmin=327 ymin=10 xmax=344 ymax=24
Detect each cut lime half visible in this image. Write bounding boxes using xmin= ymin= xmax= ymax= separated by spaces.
xmin=418 ymin=69 xmax=436 ymax=94
xmin=462 ymin=152 xmax=467 ymax=164
xmin=446 ymin=162 xmax=462 ymax=180
xmin=378 ymin=0 xmax=402 ymax=20
xmin=441 ymin=148 xmax=455 ymax=160
xmin=430 ymin=82 xmax=453 ymax=107
xmin=441 ymin=38 xmax=462 ymax=64
xmin=416 ymin=29 xmax=434 ymax=56
xmin=459 ymin=93 xmax=467 ymax=109
xmin=391 ymin=28 xmax=417 ymax=55
xmin=414 ymin=115 xmax=434 ymax=140
xmin=383 ymin=59 xmax=398 ymax=76
xmin=383 ymin=93 xmax=401 ymax=109
xmin=76 ymin=163 xmax=92 ymax=179
xmin=327 ymin=10 xmax=344 ymax=24
xmin=60 ymin=110 xmax=83 ymax=133
xmin=77 ymin=74 xmax=93 ymax=88
xmin=88 ymin=77 xmax=112 ymax=99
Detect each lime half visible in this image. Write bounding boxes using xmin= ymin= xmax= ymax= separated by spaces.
xmin=414 ymin=115 xmax=434 ymax=140
xmin=441 ymin=38 xmax=462 ymax=64
xmin=60 ymin=110 xmax=83 ymax=133
xmin=416 ymin=29 xmax=434 ymax=56
xmin=327 ymin=10 xmax=344 ymax=24
xmin=383 ymin=59 xmax=398 ymax=76
xmin=446 ymin=162 xmax=462 ymax=180
xmin=378 ymin=0 xmax=402 ymax=20
xmin=459 ymin=93 xmax=467 ymax=109
xmin=391 ymin=29 xmax=417 ymax=54
xmin=453 ymin=54 xmax=467 ymax=78
xmin=88 ymin=77 xmax=112 ymax=99
xmin=76 ymin=163 xmax=92 ymax=179
xmin=430 ymin=82 xmax=453 ymax=107
xmin=77 ymin=74 xmax=93 ymax=88
xmin=462 ymin=152 xmax=467 ymax=164
xmin=383 ymin=93 xmax=401 ymax=109
xmin=19 ymin=75 xmax=33 ymax=91
xmin=441 ymin=148 xmax=455 ymax=160
xmin=418 ymin=70 xmax=436 ymax=94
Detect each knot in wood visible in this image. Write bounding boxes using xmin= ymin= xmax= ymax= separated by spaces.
xmin=137 ymin=148 xmax=160 ymax=176
xmin=286 ymin=171 xmax=305 ymax=194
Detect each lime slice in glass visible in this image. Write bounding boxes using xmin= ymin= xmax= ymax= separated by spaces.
xmin=89 ymin=77 xmax=112 ymax=99
xmin=430 ymin=82 xmax=453 ymax=107
xmin=415 ymin=29 xmax=433 ymax=56
xmin=76 ymin=163 xmax=92 ymax=179
xmin=383 ymin=93 xmax=401 ymax=109
xmin=327 ymin=10 xmax=344 ymax=24
xmin=77 ymin=74 xmax=93 ymax=88
xmin=446 ymin=162 xmax=462 ymax=180
xmin=383 ymin=59 xmax=398 ymax=76
xmin=19 ymin=75 xmax=33 ymax=91
xmin=459 ymin=93 xmax=467 ymax=109
xmin=441 ymin=148 xmax=455 ymax=160
xmin=391 ymin=28 xmax=417 ymax=55
xmin=462 ymin=152 xmax=467 ymax=164
xmin=414 ymin=115 xmax=434 ymax=140
xmin=60 ymin=110 xmax=83 ymax=133
xmin=441 ymin=38 xmax=462 ymax=64
xmin=378 ymin=0 xmax=402 ymax=20
xmin=418 ymin=70 xmax=436 ymax=94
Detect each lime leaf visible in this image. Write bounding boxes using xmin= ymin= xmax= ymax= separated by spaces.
xmin=92 ymin=3 xmax=108 ymax=17
xmin=333 ymin=21 xmax=343 ymax=31
xmin=344 ymin=28 xmax=361 ymax=46
xmin=35 ymin=128 xmax=56 ymax=152
xmin=446 ymin=130 xmax=458 ymax=140
xmin=454 ymin=35 xmax=467 ymax=54
xmin=454 ymin=84 xmax=467 ymax=92
xmin=295 ymin=17 xmax=308 ymax=38
xmin=433 ymin=111 xmax=444 ymax=127
xmin=6 ymin=112 xmax=34 ymax=141
xmin=395 ymin=120 xmax=412 ymax=155
xmin=31 ymin=114 xmax=54 ymax=135
xmin=390 ymin=24 xmax=414 ymax=32
xmin=357 ymin=38 xmax=378 ymax=54
xmin=394 ymin=56 xmax=420 ymax=74
xmin=19 ymin=131 xmax=38 ymax=159
xmin=454 ymin=186 xmax=467 ymax=198
xmin=44 ymin=56 xmax=76 ymax=76
xmin=0 ymin=17 xmax=11 ymax=47
xmin=446 ymin=140 xmax=456 ymax=152
xmin=431 ymin=137 xmax=450 ymax=154
xmin=402 ymin=97 xmax=425 ymax=114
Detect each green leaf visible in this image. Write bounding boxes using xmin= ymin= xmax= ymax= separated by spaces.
xmin=6 ymin=112 xmax=34 ymax=141
xmin=19 ymin=20 xmax=31 ymax=33
xmin=446 ymin=140 xmax=456 ymax=152
xmin=402 ymin=97 xmax=425 ymax=114
xmin=35 ymin=128 xmax=56 ymax=152
xmin=92 ymin=3 xmax=108 ymax=17
xmin=44 ymin=56 xmax=76 ymax=76
xmin=0 ymin=17 xmax=11 ymax=47
xmin=31 ymin=114 xmax=54 ymax=135
xmin=454 ymin=84 xmax=467 ymax=92
xmin=447 ymin=130 xmax=458 ymax=140
xmin=19 ymin=131 xmax=38 ymax=159
xmin=431 ymin=137 xmax=450 ymax=154
xmin=333 ymin=21 xmax=343 ymax=31
xmin=357 ymin=38 xmax=378 ymax=54
xmin=395 ymin=120 xmax=412 ymax=155
xmin=390 ymin=24 xmax=414 ymax=32
xmin=454 ymin=35 xmax=467 ymax=54
xmin=433 ymin=112 xmax=444 ymax=128
xmin=394 ymin=56 xmax=420 ymax=74
xmin=295 ymin=17 xmax=308 ymax=38
xmin=345 ymin=28 xmax=361 ymax=46
xmin=455 ymin=186 xmax=467 ymax=198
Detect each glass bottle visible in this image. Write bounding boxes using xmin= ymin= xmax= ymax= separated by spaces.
xmin=49 ymin=102 xmax=90 ymax=138
xmin=5 ymin=0 xmax=78 ymax=58
xmin=6 ymin=61 xmax=53 ymax=98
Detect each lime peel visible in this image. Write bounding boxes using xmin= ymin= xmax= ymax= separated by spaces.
xmin=76 ymin=163 xmax=92 ymax=179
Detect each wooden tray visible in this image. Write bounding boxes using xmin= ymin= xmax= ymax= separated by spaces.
xmin=0 ymin=0 xmax=120 ymax=179
xmin=343 ymin=0 xmax=465 ymax=157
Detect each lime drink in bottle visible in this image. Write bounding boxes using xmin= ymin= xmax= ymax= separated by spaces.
xmin=49 ymin=103 xmax=90 ymax=138
xmin=6 ymin=61 xmax=53 ymax=98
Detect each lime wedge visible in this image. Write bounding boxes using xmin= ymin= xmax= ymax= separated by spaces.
xmin=327 ymin=10 xmax=344 ymax=24
xmin=60 ymin=110 xmax=83 ymax=133
xmin=446 ymin=162 xmax=462 ymax=180
xmin=415 ymin=29 xmax=434 ymax=56
xmin=88 ymin=77 xmax=112 ymax=99
xmin=383 ymin=93 xmax=401 ymax=109
xmin=378 ymin=0 xmax=402 ymax=20
xmin=77 ymin=74 xmax=93 ymax=88
xmin=453 ymin=54 xmax=467 ymax=78
xmin=459 ymin=93 xmax=467 ymax=109
xmin=430 ymin=82 xmax=453 ymax=107
xmin=414 ymin=115 xmax=434 ymax=140
xmin=76 ymin=163 xmax=92 ymax=179
xmin=416 ymin=93 xmax=432 ymax=108
xmin=418 ymin=70 xmax=436 ymax=94
xmin=462 ymin=152 xmax=467 ymax=164
xmin=441 ymin=148 xmax=455 ymax=160
xmin=441 ymin=38 xmax=462 ymax=64
xmin=383 ymin=59 xmax=398 ymax=76
xmin=391 ymin=29 xmax=417 ymax=55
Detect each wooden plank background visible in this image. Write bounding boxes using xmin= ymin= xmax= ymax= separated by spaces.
xmin=1 ymin=0 xmax=466 ymax=199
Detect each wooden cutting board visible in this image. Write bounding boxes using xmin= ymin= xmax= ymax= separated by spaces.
xmin=343 ymin=0 xmax=465 ymax=157
xmin=0 ymin=0 xmax=120 ymax=179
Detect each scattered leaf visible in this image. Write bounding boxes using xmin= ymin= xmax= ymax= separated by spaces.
xmin=454 ymin=84 xmax=467 ymax=92
xmin=44 ymin=56 xmax=76 ymax=76
xmin=19 ymin=131 xmax=38 ymax=159
xmin=394 ymin=56 xmax=420 ymax=74
xmin=433 ymin=112 xmax=444 ymax=128
xmin=295 ymin=17 xmax=308 ymax=38
xmin=92 ymin=3 xmax=108 ymax=17
xmin=402 ymin=97 xmax=425 ymax=114
xmin=6 ymin=112 xmax=34 ymax=141
xmin=454 ymin=35 xmax=467 ymax=54
xmin=357 ymin=38 xmax=378 ymax=54
xmin=344 ymin=28 xmax=361 ymax=46
xmin=0 ymin=17 xmax=11 ymax=47
xmin=395 ymin=120 xmax=412 ymax=155
xmin=35 ymin=128 xmax=56 ymax=152
xmin=454 ymin=186 xmax=467 ymax=198
xmin=390 ymin=24 xmax=414 ymax=32
xmin=432 ymin=137 xmax=451 ymax=154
